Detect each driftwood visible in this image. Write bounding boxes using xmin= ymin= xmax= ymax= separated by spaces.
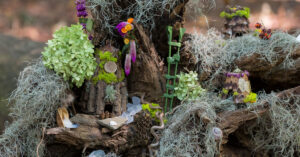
xmin=217 ymin=86 xmax=300 ymax=156
xmin=235 ymin=47 xmax=300 ymax=89
xmin=46 ymin=111 xmax=153 ymax=155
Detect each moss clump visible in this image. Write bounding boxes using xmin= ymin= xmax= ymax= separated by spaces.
xmin=243 ymin=92 xmax=257 ymax=103
xmin=142 ymin=103 xmax=166 ymax=123
xmin=93 ymin=50 xmax=124 ymax=84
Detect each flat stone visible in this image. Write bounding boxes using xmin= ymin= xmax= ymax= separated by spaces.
xmin=98 ymin=116 xmax=127 ymax=130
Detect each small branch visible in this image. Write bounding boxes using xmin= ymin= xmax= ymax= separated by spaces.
xmin=149 ymin=112 xmax=165 ymax=157
xmin=36 ymin=127 xmax=45 ymax=157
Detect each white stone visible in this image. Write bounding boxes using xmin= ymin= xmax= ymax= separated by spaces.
xmin=109 ymin=121 xmax=117 ymax=126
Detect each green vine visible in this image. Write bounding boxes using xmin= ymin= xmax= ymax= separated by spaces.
xmin=93 ymin=50 xmax=124 ymax=84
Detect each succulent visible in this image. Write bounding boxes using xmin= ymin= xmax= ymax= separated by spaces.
xmin=174 ymin=71 xmax=206 ymax=101
xmin=105 ymin=85 xmax=117 ymax=102
xmin=42 ymin=24 xmax=97 ymax=87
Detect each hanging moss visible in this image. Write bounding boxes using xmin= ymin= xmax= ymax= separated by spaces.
xmin=93 ymin=50 xmax=124 ymax=84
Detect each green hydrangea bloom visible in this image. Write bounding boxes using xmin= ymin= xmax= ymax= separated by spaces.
xmin=42 ymin=24 xmax=97 ymax=87
xmin=174 ymin=71 xmax=206 ymax=101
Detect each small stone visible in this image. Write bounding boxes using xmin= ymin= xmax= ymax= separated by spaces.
xmin=98 ymin=116 xmax=127 ymax=130
xmin=104 ymin=61 xmax=117 ymax=73
xmin=109 ymin=121 xmax=117 ymax=126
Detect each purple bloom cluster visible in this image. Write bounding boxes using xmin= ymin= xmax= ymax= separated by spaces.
xmin=76 ymin=0 xmax=88 ymax=18
xmin=75 ymin=0 xmax=88 ymax=31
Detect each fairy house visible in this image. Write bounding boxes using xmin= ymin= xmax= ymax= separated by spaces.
xmin=222 ymin=69 xmax=251 ymax=103
xmin=78 ymin=44 xmax=128 ymax=119
xmin=220 ymin=5 xmax=250 ymax=38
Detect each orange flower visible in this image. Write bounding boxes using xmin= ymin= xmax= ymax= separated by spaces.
xmin=121 ymin=28 xmax=127 ymax=34
xmin=125 ymin=24 xmax=133 ymax=31
xmin=124 ymin=38 xmax=130 ymax=45
xmin=127 ymin=18 xmax=134 ymax=24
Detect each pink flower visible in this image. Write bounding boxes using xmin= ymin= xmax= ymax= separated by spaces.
xmin=125 ymin=54 xmax=131 ymax=76
xmin=130 ymin=40 xmax=136 ymax=63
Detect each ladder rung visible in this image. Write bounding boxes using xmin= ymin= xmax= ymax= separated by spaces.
xmin=165 ymin=74 xmax=176 ymax=80
xmin=166 ymin=84 xmax=175 ymax=90
xmin=168 ymin=42 xmax=181 ymax=47
xmin=163 ymin=93 xmax=174 ymax=99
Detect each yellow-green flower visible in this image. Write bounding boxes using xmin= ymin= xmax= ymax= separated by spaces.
xmin=124 ymin=38 xmax=130 ymax=45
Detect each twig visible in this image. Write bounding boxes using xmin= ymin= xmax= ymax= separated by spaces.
xmin=149 ymin=112 xmax=165 ymax=157
xmin=36 ymin=127 xmax=45 ymax=157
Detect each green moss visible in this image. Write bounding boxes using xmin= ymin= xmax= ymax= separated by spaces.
xmin=142 ymin=103 xmax=167 ymax=123
xmin=244 ymin=92 xmax=257 ymax=103
xmin=220 ymin=7 xmax=250 ymax=19
xmin=93 ymin=50 xmax=124 ymax=84
xmin=233 ymin=91 xmax=239 ymax=96
xmin=222 ymin=88 xmax=229 ymax=95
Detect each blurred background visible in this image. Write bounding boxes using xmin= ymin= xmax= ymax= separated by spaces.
xmin=0 ymin=0 xmax=299 ymax=132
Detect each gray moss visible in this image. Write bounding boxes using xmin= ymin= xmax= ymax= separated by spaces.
xmin=0 ymin=59 xmax=68 ymax=157
xmin=87 ymin=0 xmax=215 ymax=42
xmin=247 ymin=92 xmax=300 ymax=156
xmin=187 ymin=29 xmax=299 ymax=90
xmin=159 ymin=93 xmax=223 ymax=156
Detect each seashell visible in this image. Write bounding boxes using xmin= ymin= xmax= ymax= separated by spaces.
xmin=56 ymin=107 xmax=78 ymax=128
xmin=212 ymin=127 xmax=223 ymax=140
xmin=104 ymin=61 xmax=118 ymax=73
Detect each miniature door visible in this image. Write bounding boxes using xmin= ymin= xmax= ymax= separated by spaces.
xmin=79 ymin=44 xmax=128 ymax=119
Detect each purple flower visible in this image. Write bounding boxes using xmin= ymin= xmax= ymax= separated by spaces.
xmin=77 ymin=10 xmax=88 ymax=17
xmin=75 ymin=0 xmax=88 ymax=17
xmin=76 ymin=4 xmax=86 ymax=11
xmin=130 ymin=40 xmax=136 ymax=63
xmin=116 ymin=22 xmax=128 ymax=37
xmin=81 ymin=23 xmax=86 ymax=30
xmin=88 ymin=35 xmax=93 ymax=40
xmin=125 ymin=54 xmax=131 ymax=76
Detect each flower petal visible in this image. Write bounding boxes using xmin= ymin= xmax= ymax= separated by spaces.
xmin=125 ymin=54 xmax=131 ymax=76
xmin=130 ymin=40 xmax=136 ymax=63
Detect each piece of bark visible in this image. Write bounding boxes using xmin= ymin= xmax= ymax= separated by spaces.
xmin=127 ymin=23 xmax=166 ymax=104
xmin=235 ymin=48 xmax=300 ymax=89
xmin=70 ymin=114 xmax=99 ymax=128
